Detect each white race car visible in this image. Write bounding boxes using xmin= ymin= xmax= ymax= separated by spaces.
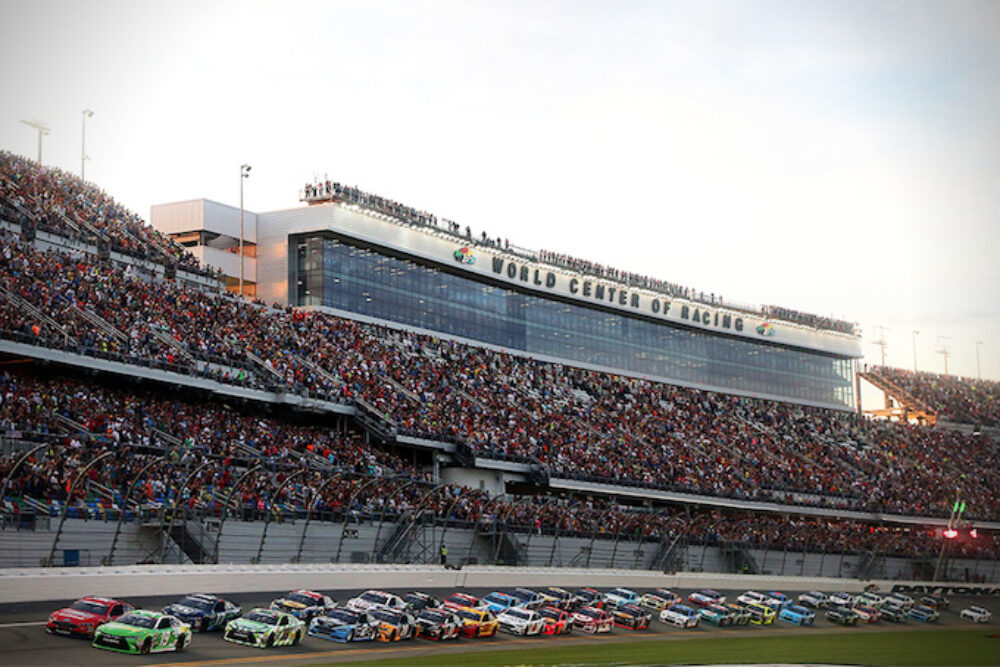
xmin=737 ymin=591 xmax=768 ymax=607
xmin=797 ymin=591 xmax=829 ymax=609
xmin=884 ymin=593 xmax=914 ymax=610
xmin=828 ymin=592 xmax=855 ymax=608
xmin=603 ymin=588 xmax=642 ymax=609
xmin=346 ymin=590 xmax=406 ymax=613
xmin=659 ymin=604 xmax=700 ymax=628
xmin=496 ymin=608 xmax=545 ymax=636
xmin=855 ymin=592 xmax=885 ymax=609
xmin=960 ymin=605 xmax=992 ymax=623
xmin=688 ymin=589 xmax=725 ymax=606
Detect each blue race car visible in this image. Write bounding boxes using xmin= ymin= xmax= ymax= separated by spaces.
xmin=778 ymin=604 xmax=816 ymax=626
xmin=506 ymin=588 xmax=545 ymax=610
xmin=698 ymin=604 xmax=730 ymax=626
xmin=908 ymin=605 xmax=940 ymax=623
xmin=162 ymin=593 xmax=242 ymax=632
xmin=308 ymin=608 xmax=380 ymax=642
xmin=483 ymin=592 xmax=520 ymax=614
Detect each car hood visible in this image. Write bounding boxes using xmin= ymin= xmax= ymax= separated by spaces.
xmin=229 ymin=619 xmax=272 ymax=631
xmin=97 ymin=622 xmax=151 ymax=637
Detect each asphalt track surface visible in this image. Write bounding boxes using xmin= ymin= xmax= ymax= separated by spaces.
xmin=1 ymin=587 xmax=995 ymax=666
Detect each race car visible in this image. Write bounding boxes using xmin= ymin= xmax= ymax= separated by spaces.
xmin=908 ymin=604 xmax=940 ymax=623
xmin=270 ymin=590 xmax=336 ymax=622
xmin=483 ymin=591 xmax=520 ymax=614
xmin=921 ymin=594 xmax=950 ymax=610
xmin=539 ymin=606 xmax=574 ymax=635
xmin=308 ymin=608 xmax=380 ymax=642
xmin=764 ymin=592 xmax=792 ymax=610
xmin=506 ymin=588 xmax=545 ymax=610
xmin=572 ymin=588 xmax=607 ymax=610
xmin=92 ymin=610 xmax=191 ymax=654
xmin=884 ymin=593 xmax=914 ymax=609
xmin=828 ymin=592 xmax=856 ymax=608
xmin=880 ymin=604 xmax=908 ymax=623
xmin=688 ymin=589 xmax=725 ymax=606
xmin=825 ymin=606 xmax=859 ymax=626
xmin=724 ymin=603 xmax=752 ymax=625
xmin=855 ymin=592 xmax=885 ymax=609
xmin=403 ymin=592 xmax=441 ymax=612
xmin=347 ymin=590 xmax=406 ymax=613
xmin=741 ymin=602 xmax=776 ymax=625
xmin=641 ymin=588 xmax=682 ymax=610
xmin=47 ymin=596 xmax=134 ymax=638
xmin=852 ymin=603 xmax=881 ymax=623
xmin=736 ymin=591 xmax=769 ymax=607
xmin=698 ymin=604 xmax=731 ymax=626
xmin=443 ymin=592 xmax=488 ymax=611
xmin=538 ymin=587 xmax=577 ymax=610
xmin=611 ymin=603 xmax=651 ymax=630
xmin=223 ymin=608 xmax=304 ymax=648
xmin=960 ymin=605 xmax=992 ymax=623
xmin=497 ymin=607 xmax=545 ymax=636
xmin=453 ymin=606 xmax=499 ymax=638
xmin=797 ymin=591 xmax=829 ymax=609
xmin=778 ymin=604 xmax=815 ymax=626
xmin=370 ymin=606 xmax=417 ymax=641
xmin=659 ymin=604 xmax=700 ymax=628
xmin=163 ymin=594 xmax=241 ymax=632
xmin=415 ymin=607 xmax=462 ymax=640
xmin=572 ymin=606 xmax=614 ymax=633
xmin=603 ymin=587 xmax=642 ymax=609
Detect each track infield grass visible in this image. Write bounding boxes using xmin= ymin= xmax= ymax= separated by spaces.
xmin=330 ymin=628 xmax=1000 ymax=666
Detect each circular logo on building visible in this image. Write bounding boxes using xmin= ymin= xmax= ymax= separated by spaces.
xmin=756 ymin=322 xmax=776 ymax=337
xmin=454 ymin=247 xmax=476 ymax=265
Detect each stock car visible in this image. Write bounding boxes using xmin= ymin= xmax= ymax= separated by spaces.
xmin=539 ymin=587 xmax=577 ymax=610
xmin=737 ymin=591 xmax=769 ymax=607
xmin=880 ymin=604 xmax=908 ymax=623
xmin=483 ymin=592 xmax=520 ymax=614
xmin=884 ymin=593 xmax=914 ymax=609
xmin=825 ymin=606 xmax=860 ymax=626
xmin=828 ymin=592 xmax=855 ymax=607
xmin=453 ymin=606 xmax=499 ymax=638
xmin=573 ymin=606 xmax=614 ymax=633
xmin=742 ymin=602 xmax=776 ymax=625
xmin=852 ymin=603 xmax=881 ymax=623
xmin=415 ymin=608 xmax=462 ymax=640
xmin=497 ymin=608 xmax=546 ymax=636
xmin=797 ymin=591 xmax=829 ymax=609
xmin=443 ymin=592 xmax=488 ymax=611
xmin=724 ymin=603 xmax=752 ymax=625
xmin=908 ymin=605 xmax=940 ymax=623
xmin=573 ymin=588 xmax=607 ymax=610
xmin=641 ymin=588 xmax=682 ymax=610
xmin=47 ymin=596 xmax=135 ymax=638
xmin=163 ymin=594 xmax=241 ymax=632
xmin=921 ymin=594 xmax=950 ymax=610
xmin=308 ymin=608 xmax=380 ymax=642
xmin=765 ymin=592 xmax=793 ymax=609
xmin=688 ymin=589 xmax=726 ymax=606
xmin=960 ymin=605 xmax=992 ymax=623
xmin=856 ymin=592 xmax=885 ymax=609
xmin=507 ymin=588 xmax=546 ymax=610
xmin=659 ymin=604 xmax=700 ymax=628
xmin=223 ymin=608 xmax=305 ymax=648
xmin=698 ymin=604 xmax=731 ymax=626
xmin=604 ymin=588 xmax=642 ymax=609
xmin=611 ymin=603 xmax=651 ymax=630
xmin=539 ymin=606 xmax=574 ymax=635
xmin=778 ymin=604 xmax=816 ymax=626
xmin=371 ymin=607 xmax=417 ymax=641
xmin=403 ymin=592 xmax=441 ymax=612
xmin=347 ymin=590 xmax=406 ymax=613
xmin=270 ymin=589 xmax=336 ymax=622
xmin=92 ymin=610 xmax=191 ymax=654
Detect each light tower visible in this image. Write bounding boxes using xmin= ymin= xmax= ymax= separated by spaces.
xmin=81 ymin=109 xmax=94 ymax=180
xmin=239 ymin=164 xmax=251 ymax=298
xmin=872 ymin=326 xmax=890 ymax=408
xmin=976 ymin=340 xmax=983 ymax=380
xmin=19 ymin=119 xmax=50 ymax=163
xmin=935 ymin=336 xmax=951 ymax=375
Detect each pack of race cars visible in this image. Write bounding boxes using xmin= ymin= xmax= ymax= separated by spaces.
xmin=44 ymin=586 xmax=993 ymax=654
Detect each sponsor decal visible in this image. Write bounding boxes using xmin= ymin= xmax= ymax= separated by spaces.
xmin=891 ymin=584 xmax=1000 ymax=596
xmin=453 ymin=247 xmax=476 ymax=265
xmin=756 ymin=322 xmax=776 ymax=336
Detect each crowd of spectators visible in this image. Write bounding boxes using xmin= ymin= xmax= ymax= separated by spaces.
xmin=868 ymin=365 xmax=1000 ymax=427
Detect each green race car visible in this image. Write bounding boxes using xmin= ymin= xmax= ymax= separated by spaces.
xmin=92 ymin=609 xmax=191 ymax=654
xmin=223 ymin=608 xmax=305 ymax=648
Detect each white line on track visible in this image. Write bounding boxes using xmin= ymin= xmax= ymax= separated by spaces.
xmin=0 ymin=620 xmax=46 ymax=628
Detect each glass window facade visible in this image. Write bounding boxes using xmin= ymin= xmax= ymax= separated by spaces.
xmin=294 ymin=236 xmax=855 ymax=408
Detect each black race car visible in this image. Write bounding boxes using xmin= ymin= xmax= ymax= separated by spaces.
xmin=403 ymin=592 xmax=442 ymax=613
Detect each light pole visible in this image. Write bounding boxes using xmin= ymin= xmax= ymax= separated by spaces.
xmin=976 ymin=341 xmax=983 ymax=380
xmin=912 ymin=330 xmax=919 ymax=373
xmin=19 ymin=119 xmax=50 ymax=163
xmin=239 ymin=164 xmax=251 ymax=298
xmin=81 ymin=109 xmax=94 ymax=179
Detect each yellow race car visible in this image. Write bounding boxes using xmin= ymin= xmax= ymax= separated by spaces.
xmin=451 ymin=606 xmax=499 ymax=638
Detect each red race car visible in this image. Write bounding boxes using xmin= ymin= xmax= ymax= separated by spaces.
xmin=442 ymin=592 xmax=488 ymax=611
xmin=539 ymin=606 xmax=573 ymax=635
xmin=572 ymin=606 xmax=613 ymax=634
xmin=46 ymin=596 xmax=135 ymax=638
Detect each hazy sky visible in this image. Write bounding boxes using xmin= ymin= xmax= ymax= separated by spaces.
xmin=1 ymin=0 xmax=998 ymax=397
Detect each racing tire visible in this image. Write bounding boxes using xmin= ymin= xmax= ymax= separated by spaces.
xmin=200 ymin=618 xmax=209 ymax=633
xmin=265 ymin=634 xmax=274 ymax=648
xmin=392 ymin=630 xmax=398 ymax=642
xmin=346 ymin=630 xmax=354 ymax=643
xmin=176 ymin=633 xmax=188 ymax=652
xmin=140 ymin=638 xmax=152 ymax=655
xmin=293 ymin=630 xmax=303 ymax=645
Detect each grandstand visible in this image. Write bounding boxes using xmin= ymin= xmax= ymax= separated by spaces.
xmin=1 ymin=151 xmax=997 ymax=584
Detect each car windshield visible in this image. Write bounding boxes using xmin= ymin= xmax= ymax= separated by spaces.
xmin=419 ymin=610 xmax=447 ymax=623
xmin=507 ymin=591 xmax=530 ymax=601
xmin=245 ymin=611 xmax=279 ymax=625
xmin=361 ymin=592 xmax=389 ymax=605
xmin=323 ymin=610 xmax=357 ymax=624
xmin=484 ymin=594 xmax=509 ymax=604
xmin=447 ymin=594 xmax=472 ymax=605
xmin=456 ymin=610 xmax=480 ymax=622
xmin=540 ymin=609 xmax=560 ymax=620
xmin=372 ymin=610 xmax=401 ymax=624
xmin=177 ymin=597 xmax=215 ymax=612
xmin=404 ymin=595 xmax=429 ymax=607
xmin=506 ymin=609 xmax=531 ymax=621
xmin=69 ymin=600 xmax=110 ymax=615
xmin=578 ymin=608 xmax=601 ymax=619
xmin=117 ymin=613 xmax=157 ymax=629
xmin=609 ymin=589 xmax=631 ymax=597
xmin=286 ymin=593 xmax=319 ymax=605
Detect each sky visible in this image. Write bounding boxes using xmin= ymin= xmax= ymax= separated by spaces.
xmin=1 ymin=0 xmax=998 ymax=400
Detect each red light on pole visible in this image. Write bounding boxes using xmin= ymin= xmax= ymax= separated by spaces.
xmin=970 ymin=528 xmax=978 ymax=539
xmin=943 ymin=528 xmax=958 ymax=539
